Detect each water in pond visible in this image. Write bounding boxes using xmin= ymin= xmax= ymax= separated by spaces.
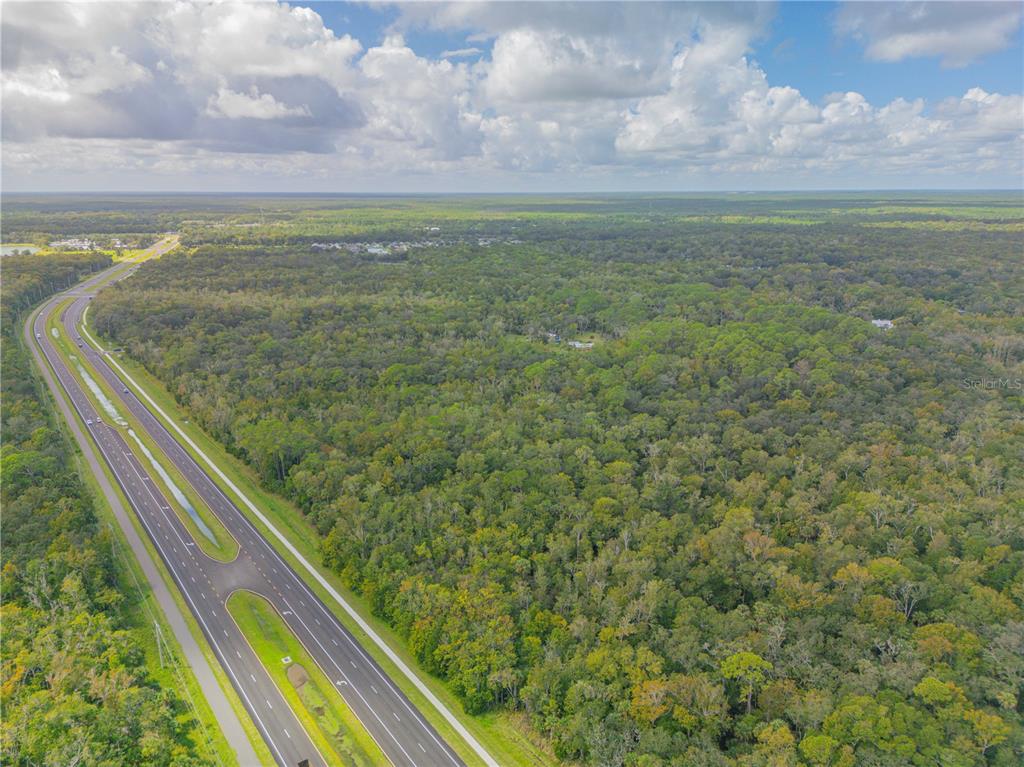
xmin=126 ymin=428 xmax=220 ymax=547
xmin=2 ymin=245 xmax=39 ymax=256
xmin=71 ymin=355 xmax=220 ymax=548
xmin=73 ymin=357 xmax=127 ymax=426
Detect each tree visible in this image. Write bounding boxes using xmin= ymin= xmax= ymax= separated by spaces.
xmin=721 ymin=652 xmax=773 ymax=713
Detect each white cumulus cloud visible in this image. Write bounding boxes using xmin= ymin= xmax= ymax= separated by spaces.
xmin=1 ymin=1 xmax=1021 ymax=189
xmin=205 ymin=87 xmax=311 ymax=120
xmin=836 ymin=1 xmax=1024 ymax=67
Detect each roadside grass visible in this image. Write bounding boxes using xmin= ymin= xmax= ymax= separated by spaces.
xmin=105 ymin=507 xmax=238 ymax=767
xmin=227 ymin=590 xmax=388 ymax=767
xmin=48 ymin=301 xmax=239 ymax=563
xmin=26 ymin=300 xmax=271 ymax=767
xmin=89 ymin=322 xmax=560 ymax=767
xmin=107 ymin=248 xmax=149 ymax=262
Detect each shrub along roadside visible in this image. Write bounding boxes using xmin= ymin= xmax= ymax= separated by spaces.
xmin=1 ymin=252 xmax=212 ymax=766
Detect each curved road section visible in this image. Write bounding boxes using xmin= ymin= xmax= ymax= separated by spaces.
xmin=30 ymin=241 xmax=466 ymax=767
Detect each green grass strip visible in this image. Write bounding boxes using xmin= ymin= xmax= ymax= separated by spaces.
xmin=48 ymin=302 xmax=239 ymax=563
xmin=27 ymin=300 xmax=269 ymax=767
xmin=88 ymin=319 xmax=560 ymax=767
xmin=227 ymin=591 xmax=388 ymax=767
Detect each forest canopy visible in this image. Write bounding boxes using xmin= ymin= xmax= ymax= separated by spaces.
xmin=0 ymin=250 xmax=210 ymax=765
xmin=9 ymin=192 xmax=1022 ymax=766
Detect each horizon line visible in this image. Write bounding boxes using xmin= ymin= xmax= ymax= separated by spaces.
xmin=4 ymin=188 xmax=1023 ymax=197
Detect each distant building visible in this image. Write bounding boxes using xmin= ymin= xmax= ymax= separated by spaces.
xmin=49 ymin=237 xmax=96 ymax=250
xmin=871 ymin=319 xmax=894 ymax=330
xmin=568 ymin=340 xmax=594 ymax=349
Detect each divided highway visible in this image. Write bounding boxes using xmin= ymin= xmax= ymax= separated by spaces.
xmin=29 ymin=244 xmax=467 ymax=767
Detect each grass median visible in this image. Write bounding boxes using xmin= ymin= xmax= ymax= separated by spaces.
xmin=48 ymin=301 xmax=239 ymax=563
xmin=83 ymin=313 xmax=560 ymax=767
xmin=28 ymin=299 xmax=271 ymax=767
xmin=227 ymin=590 xmax=388 ymax=767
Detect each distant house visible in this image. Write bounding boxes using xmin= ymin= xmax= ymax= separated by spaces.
xmin=568 ymin=340 xmax=594 ymax=349
xmin=49 ymin=237 xmax=96 ymax=250
xmin=871 ymin=319 xmax=894 ymax=330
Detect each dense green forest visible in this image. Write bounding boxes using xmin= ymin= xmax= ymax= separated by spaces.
xmin=0 ymin=251 xmax=209 ymax=765
xmin=11 ymin=193 xmax=1023 ymax=766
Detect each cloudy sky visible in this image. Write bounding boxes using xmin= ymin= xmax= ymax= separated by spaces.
xmin=2 ymin=1 xmax=1022 ymax=192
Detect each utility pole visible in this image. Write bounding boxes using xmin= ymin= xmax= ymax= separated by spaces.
xmin=155 ymin=619 xmax=165 ymax=668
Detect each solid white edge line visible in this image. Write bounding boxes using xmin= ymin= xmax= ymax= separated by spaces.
xmin=90 ymin=322 xmax=498 ymax=767
xmin=34 ymin=295 xmax=290 ymax=767
xmin=79 ymin=250 xmax=460 ymax=766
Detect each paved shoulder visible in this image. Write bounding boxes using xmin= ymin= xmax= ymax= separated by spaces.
xmin=25 ymin=268 xmax=262 ymax=767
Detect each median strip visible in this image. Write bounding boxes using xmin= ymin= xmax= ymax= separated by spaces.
xmin=85 ymin=322 xmax=502 ymax=767
xmin=226 ymin=590 xmax=387 ymax=767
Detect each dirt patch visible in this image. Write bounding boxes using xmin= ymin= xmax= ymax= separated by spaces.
xmin=286 ymin=663 xmax=309 ymax=689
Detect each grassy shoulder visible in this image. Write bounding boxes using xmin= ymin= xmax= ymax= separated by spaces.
xmin=90 ymin=323 xmax=560 ymax=767
xmin=80 ymin=439 xmax=276 ymax=767
xmin=227 ymin=590 xmax=388 ymax=767
xmin=34 ymin=303 xmax=278 ymax=761
xmin=48 ymin=302 xmax=239 ymax=563
xmin=25 ymin=302 xmax=266 ymax=767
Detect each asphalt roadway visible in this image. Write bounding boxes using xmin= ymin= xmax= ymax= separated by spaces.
xmin=30 ymin=244 xmax=466 ymax=767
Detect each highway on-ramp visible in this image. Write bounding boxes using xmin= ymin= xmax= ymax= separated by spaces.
xmin=29 ymin=242 xmax=467 ymax=767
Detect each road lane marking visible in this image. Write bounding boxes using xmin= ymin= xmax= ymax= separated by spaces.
xmin=43 ymin=337 xmax=293 ymax=767
xmin=77 ymin=309 xmax=462 ymax=765
xmin=279 ymin=595 xmax=416 ymax=764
